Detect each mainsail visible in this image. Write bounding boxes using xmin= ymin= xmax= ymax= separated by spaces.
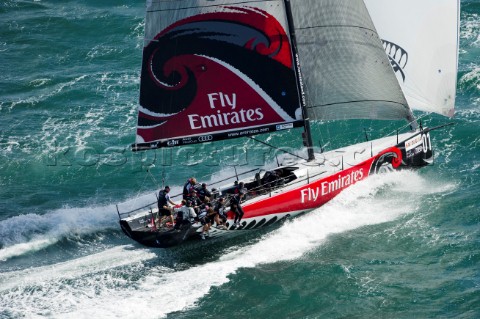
xmin=134 ymin=1 xmax=304 ymax=150
xmin=288 ymin=0 xmax=415 ymax=123
xmin=364 ymin=0 xmax=460 ymax=117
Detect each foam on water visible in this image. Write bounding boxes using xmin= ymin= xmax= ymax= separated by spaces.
xmin=0 ymin=246 xmax=156 ymax=292
xmin=5 ymin=75 xmax=87 ymax=111
xmin=0 ymin=238 xmax=57 ymax=262
xmin=0 ymin=1 xmax=476 ymax=318
xmin=459 ymin=66 xmax=480 ymax=93
xmin=0 ymin=159 xmax=276 ymax=262
xmin=0 ymin=203 xmax=119 ymax=261
xmin=0 ymin=170 xmax=456 ymax=318
xmin=461 ymin=12 xmax=480 ymax=47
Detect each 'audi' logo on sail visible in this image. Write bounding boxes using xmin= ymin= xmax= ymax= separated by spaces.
xmin=198 ymin=135 xmax=213 ymax=142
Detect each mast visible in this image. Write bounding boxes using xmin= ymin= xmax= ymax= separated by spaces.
xmin=284 ymin=0 xmax=315 ymax=161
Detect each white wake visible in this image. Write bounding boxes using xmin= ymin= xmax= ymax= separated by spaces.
xmin=0 ymin=170 xmax=455 ymax=318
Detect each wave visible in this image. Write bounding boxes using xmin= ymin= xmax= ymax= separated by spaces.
xmin=0 ymin=203 xmax=119 ymax=261
xmin=458 ymin=67 xmax=480 ymax=96
xmin=461 ymin=11 xmax=480 ymax=48
xmin=0 ymin=179 xmax=194 ymax=262
xmin=0 ymin=154 xmax=283 ymax=262
xmin=0 ymin=170 xmax=456 ymax=318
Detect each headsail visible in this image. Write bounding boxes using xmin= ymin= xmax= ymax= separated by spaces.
xmin=134 ymin=1 xmax=304 ymax=150
xmin=288 ymin=0 xmax=415 ymax=123
xmin=364 ymin=0 xmax=460 ymax=117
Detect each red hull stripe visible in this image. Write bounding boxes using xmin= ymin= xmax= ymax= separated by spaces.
xmin=243 ymin=157 xmax=376 ymax=218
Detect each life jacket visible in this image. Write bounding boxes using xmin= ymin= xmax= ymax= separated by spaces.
xmin=175 ymin=205 xmax=194 ymax=221
xmin=198 ymin=188 xmax=211 ymax=200
xmin=230 ymin=195 xmax=241 ymax=209
xmin=215 ymin=202 xmax=225 ymax=216
xmin=183 ymin=181 xmax=191 ymax=197
xmin=158 ymin=190 xmax=168 ymax=208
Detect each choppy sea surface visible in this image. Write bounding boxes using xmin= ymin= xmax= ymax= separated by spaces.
xmin=1 ymin=1 xmax=479 ymax=318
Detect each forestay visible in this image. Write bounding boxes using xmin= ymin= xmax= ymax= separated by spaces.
xmin=134 ymin=0 xmax=305 ymax=150
xmin=364 ymin=0 xmax=460 ymax=117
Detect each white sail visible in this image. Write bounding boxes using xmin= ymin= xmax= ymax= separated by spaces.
xmin=364 ymin=0 xmax=460 ymax=117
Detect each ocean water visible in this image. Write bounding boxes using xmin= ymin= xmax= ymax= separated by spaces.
xmin=0 ymin=1 xmax=479 ymax=318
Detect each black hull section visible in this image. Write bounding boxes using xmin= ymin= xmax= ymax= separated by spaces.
xmin=120 ymin=220 xmax=199 ymax=248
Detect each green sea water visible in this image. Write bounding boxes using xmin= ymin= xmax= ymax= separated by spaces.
xmin=0 ymin=1 xmax=479 ymax=318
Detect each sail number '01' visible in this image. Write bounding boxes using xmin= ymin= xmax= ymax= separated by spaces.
xmin=405 ymin=131 xmax=431 ymax=158
xmin=422 ymin=132 xmax=431 ymax=153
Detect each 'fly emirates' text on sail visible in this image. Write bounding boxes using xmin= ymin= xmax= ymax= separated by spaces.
xmin=188 ymin=92 xmax=264 ymax=130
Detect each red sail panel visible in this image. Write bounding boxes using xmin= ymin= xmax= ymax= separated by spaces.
xmin=134 ymin=3 xmax=303 ymax=150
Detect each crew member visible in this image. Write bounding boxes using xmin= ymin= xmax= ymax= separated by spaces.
xmin=198 ymin=183 xmax=212 ymax=202
xmin=214 ymin=197 xmax=227 ymax=229
xmin=183 ymin=177 xmax=197 ymax=199
xmin=234 ymin=182 xmax=248 ymax=201
xmin=231 ymin=191 xmax=245 ymax=227
xmin=158 ymin=186 xmax=176 ymax=227
xmin=174 ymin=200 xmax=197 ymax=230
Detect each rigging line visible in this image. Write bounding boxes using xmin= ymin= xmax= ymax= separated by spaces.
xmin=128 ymin=168 xmax=152 ymax=210
xmin=383 ymin=112 xmax=429 ymax=138
xmin=247 ymin=136 xmax=307 ymax=161
xmin=147 ymin=168 xmax=161 ymax=190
